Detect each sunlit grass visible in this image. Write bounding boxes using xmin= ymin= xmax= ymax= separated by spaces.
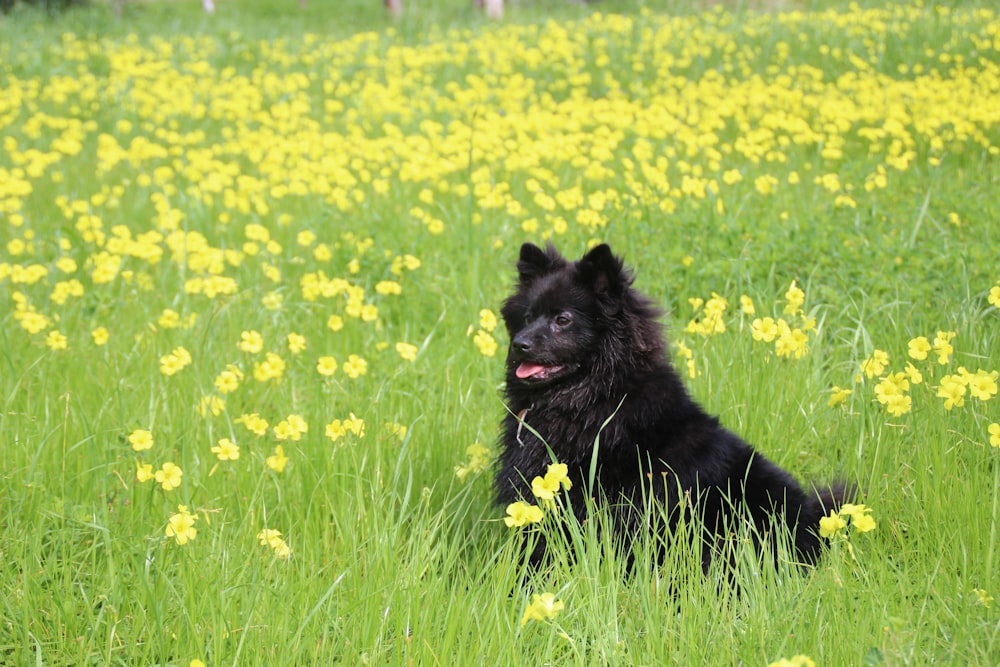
xmin=0 ymin=0 xmax=998 ymax=664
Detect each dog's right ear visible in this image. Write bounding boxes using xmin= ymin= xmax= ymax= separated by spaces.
xmin=516 ymin=242 xmax=560 ymax=284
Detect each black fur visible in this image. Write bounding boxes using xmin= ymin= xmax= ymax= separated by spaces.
xmin=495 ymin=242 xmax=846 ymax=570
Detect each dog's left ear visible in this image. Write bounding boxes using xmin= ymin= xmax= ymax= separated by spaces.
xmin=577 ymin=243 xmax=626 ymax=295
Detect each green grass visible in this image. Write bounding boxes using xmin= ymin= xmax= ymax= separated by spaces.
xmin=1 ymin=0 xmax=999 ymax=664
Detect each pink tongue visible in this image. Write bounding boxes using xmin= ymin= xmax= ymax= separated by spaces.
xmin=516 ymin=362 xmax=547 ymax=379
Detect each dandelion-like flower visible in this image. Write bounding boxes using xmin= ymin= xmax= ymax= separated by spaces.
xmin=988 ymin=423 xmax=1000 ymax=449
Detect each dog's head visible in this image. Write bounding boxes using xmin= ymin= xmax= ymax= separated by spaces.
xmin=500 ymin=242 xmax=639 ymax=386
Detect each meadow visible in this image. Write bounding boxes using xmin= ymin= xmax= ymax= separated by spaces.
xmin=1 ymin=0 xmax=999 ymax=664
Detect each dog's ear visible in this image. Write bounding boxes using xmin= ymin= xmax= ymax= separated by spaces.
xmin=577 ymin=243 xmax=626 ymax=295
xmin=516 ymin=242 xmax=560 ymax=284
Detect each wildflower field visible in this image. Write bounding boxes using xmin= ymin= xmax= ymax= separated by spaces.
xmin=1 ymin=0 xmax=999 ymax=663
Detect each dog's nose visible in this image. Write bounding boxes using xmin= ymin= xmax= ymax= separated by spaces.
xmin=512 ymin=335 xmax=532 ymax=354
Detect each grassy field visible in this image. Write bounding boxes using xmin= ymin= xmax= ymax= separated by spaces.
xmin=1 ymin=0 xmax=999 ymax=664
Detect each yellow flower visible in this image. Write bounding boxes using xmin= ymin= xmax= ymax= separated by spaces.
xmin=253 ymin=352 xmax=286 ymax=382
xmin=197 ymin=395 xmax=226 ymax=418
xmin=504 ymin=501 xmax=544 ymax=528
xmin=473 ymin=329 xmax=498 ymax=357
xmin=327 ymin=315 xmax=344 ymax=331
xmin=937 ymin=374 xmax=967 ymax=410
xmin=739 ymin=294 xmax=755 ymax=315
xmin=750 ymin=317 xmax=778 ymax=343
xmin=874 ymin=373 xmax=909 ymax=405
xmin=988 ymin=423 xmax=1000 ymax=449
xmin=214 ymin=365 xmax=243 ymax=394
xmin=136 ymin=461 xmax=154 ymax=483
xmin=91 ymin=326 xmax=109 ymax=346
xmin=45 ymin=330 xmax=68 ymax=351
xmin=989 ymin=285 xmax=1000 ymax=309
xmin=154 ymin=462 xmax=184 ymax=491
xmin=211 ymin=437 xmax=240 ymax=461
xmin=236 ymin=413 xmax=269 ymax=436
xmin=165 ymin=505 xmax=197 ymax=545
xmin=967 ymin=369 xmax=998 ymax=401
xmin=767 ymin=656 xmax=816 ymax=667
xmin=395 ymin=342 xmax=418 ymax=362
xmin=783 ymin=280 xmax=805 ymax=316
xmin=317 ymin=355 xmax=338 ymax=376
xmin=818 ymin=510 xmax=846 ymax=538
xmin=479 ymin=308 xmax=498 ymax=332
xmin=908 ymin=336 xmax=931 ymax=360
xmin=238 ymin=330 xmax=264 ymax=354
xmin=266 ymin=445 xmax=289 ymax=473
xmin=342 ymin=354 xmax=368 ymax=379
xmin=860 ymin=349 xmax=889 ymax=379
xmin=257 ymin=528 xmax=292 ymax=559
xmin=933 ymin=331 xmax=956 ymax=365
xmin=904 ymin=362 xmax=924 ymax=385
xmin=840 ymin=503 xmax=876 ymax=533
xmin=455 ymin=443 xmax=492 ymax=482
xmin=287 ymin=332 xmax=307 ymax=355
xmin=520 ymin=592 xmax=564 ymax=626
xmin=827 ymin=386 xmax=852 ymax=408
xmin=128 ymin=428 xmax=154 ymax=452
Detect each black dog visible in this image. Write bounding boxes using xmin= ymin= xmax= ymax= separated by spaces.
xmin=495 ymin=242 xmax=845 ymax=570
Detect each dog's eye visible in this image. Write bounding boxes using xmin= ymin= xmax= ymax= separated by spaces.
xmin=554 ymin=313 xmax=572 ymax=327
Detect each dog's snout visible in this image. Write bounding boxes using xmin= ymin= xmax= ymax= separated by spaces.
xmin=512 ymin=334 xmax=532 ymax=354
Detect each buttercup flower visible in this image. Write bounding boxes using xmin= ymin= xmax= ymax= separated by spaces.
xmin=395 ymin=342 xmax=418 ymax=362
xmin=908 ymin=336 xmax=931 ymax=360
xmin=861 ymin=350 xmax=889 ymax=379
xmin=266 ymin=445 xmax=289 ymax=473
xmin=504 ymin=501 xmax=544 ymax=527
xmin=165 ymin=505 xmax=197 ymax=545
xmin=479 ymin=308 xmax=498 ymax=332
xmin=819 ymin=510 xmax=846 ymax=538
xmin=136 ymin=461 xmax=154 ymax=483
xmin=238 ymin=330 xmax=264 ymax=354
xmin=988 ymin=423 xmax=1000 ymax=449
xmin=211 ymin=437 xmax=240 ymax=461
xmin=128 ymin=428 xmax=154 ymax=452
xmin=827 ymin=386 xmax=852 ymax=408
xmin=154 ymin=462 xmax=183 ymax=491
xmin=520 ymin=592 xmax=565 ymax=626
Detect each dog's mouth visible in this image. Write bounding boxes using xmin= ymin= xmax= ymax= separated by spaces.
xmin=514 ymin=362 xmax=566 ymax=381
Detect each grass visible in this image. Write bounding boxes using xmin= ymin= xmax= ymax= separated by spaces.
xmin=1 ymin=0 xmax=999 ymax=664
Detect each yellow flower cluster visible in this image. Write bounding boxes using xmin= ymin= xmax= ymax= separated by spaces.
xmin=819 ymin=503 xmax=877 ymax=539
xmin=504 ymin=462 xmax=572 ymax=527
xmin=470 ymin=308 xmax=500 ymax=358
xmin=749 ymin=282 xmax=816 ymax=359
xmin=855 ymin=332 xmax=997 ymax=417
